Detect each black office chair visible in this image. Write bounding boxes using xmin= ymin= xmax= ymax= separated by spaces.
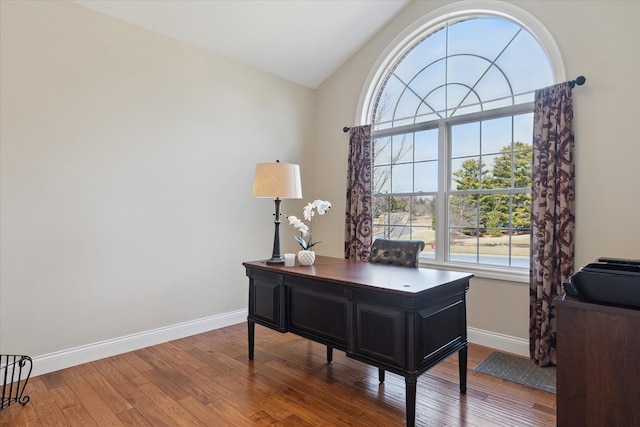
xmin=369 ymin=238 xmax=425 ymax=268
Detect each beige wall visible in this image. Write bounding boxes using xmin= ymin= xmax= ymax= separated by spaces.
xmin=1 ymin=0 xmax=639 ymax=367
xmin=0 ymin=1 xmax=314 ymax=358
xmin=314 ymin=0 xmax=640 ymax=343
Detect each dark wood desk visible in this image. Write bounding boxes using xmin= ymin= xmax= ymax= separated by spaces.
xmin=243 ymin=256 xmax=472 ymax=426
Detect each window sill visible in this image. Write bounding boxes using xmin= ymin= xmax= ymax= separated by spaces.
xmin=419 ymin=260 xmax=529 ymax=284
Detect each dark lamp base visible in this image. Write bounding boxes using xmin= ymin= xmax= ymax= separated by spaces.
xmin=265 ymin=198 xmax=285 ymax=266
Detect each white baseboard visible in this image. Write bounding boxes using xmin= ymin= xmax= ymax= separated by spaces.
xmin=30 ymin=313 xmax=527 ymax=377
xmin=467 ymin=327 xmax=529 ymax=357
xmin=30 ymin=309 xmax=248 ymax=377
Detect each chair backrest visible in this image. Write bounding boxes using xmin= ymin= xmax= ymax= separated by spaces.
xmin=369 ymin=239 xmax=425 ymax=268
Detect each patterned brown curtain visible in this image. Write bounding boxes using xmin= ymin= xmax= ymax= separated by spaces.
xmin=344 ymin=125 xmax=373 ymax=261
xmin=529 ymin=82 xmax=575 ymax=367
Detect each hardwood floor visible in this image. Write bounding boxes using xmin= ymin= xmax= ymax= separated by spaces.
xmin=1 ymin=323 xmax=556 ymax=426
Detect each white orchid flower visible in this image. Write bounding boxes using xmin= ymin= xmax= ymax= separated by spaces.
xmin=314 ymin=200 xmax=331 ymax=215
xmin=303 ymin=203 xmax=315 ymax=221
xmin=288 ymin=200 xmax=331 ymax=250
xmin=288 ymin=216 xmax=309 ymax=236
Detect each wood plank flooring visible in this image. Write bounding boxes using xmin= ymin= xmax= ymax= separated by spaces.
xmin=1 ymin=323 xmax=556 ymax=426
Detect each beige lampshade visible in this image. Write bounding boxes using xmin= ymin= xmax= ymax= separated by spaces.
xmin=253 ymin=162 xmax=302 ymax=199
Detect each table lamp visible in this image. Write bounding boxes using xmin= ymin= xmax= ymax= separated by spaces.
xmin=253 ymin=161 xmax=302 ymax=264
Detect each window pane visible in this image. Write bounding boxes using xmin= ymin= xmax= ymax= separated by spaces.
xmin=415 ymin=161 xmax=437 ymax=192
xmin=482 ymin=117 xmax=512 ymax=155
xmin=496 ymin=30 xmax=554 ymax=96
xmin=373 ymin=196 xmax=391 ymax=224
xmin=510 ymin=230 xmax=530 ymax=268
xmin=410 ymin=60 xmax=446 ymax=100
xmin=393 ymin=134 xmax=413 ymax=164
xmin=449 ymin=194 xmax=479 ymax=229
xmin=513 ymin=193 xmax=531 ymax=230
xmin=421 ymin=86 xmax=447 ymax=117
xmin=474 ymin=66 xmax=513 ymax=104
xmin=373 ymin=226 xmax=387 ymax=240
xmin=446 ymin=83 xmax=482 ymax=115
xmin=421 ymin=234 xmax=436 ymax=259
xmin=513 ymin=149 xmax=532 ymax=188
xmin=374 ymin=137 xmax=392 ymax=165
xmin=412 ymin=195 xmax=436 ymax=258
xmin=479 ymin=233 xmax=510 ymax=267
xmin=373 ymin=16 xmax=553 ymax=122
xmin=448 ymin=18 xmax=520 ymax=60
xmin=447 ymin=56 xmax=488 ymax=93
xmin=374 ymin=195 xmax=438 ymax=243
xmin=449 ymin=227 xmax=478 ymax=263
xmin=451 ymin=157 xmax=482 ymax=191
xmin=481 ymin=154 xmax=500 ymax=188
xmin=375 ymin=76 xmax=404 ymax=125
xmin=451 ymin=122 xmax=480 ymax=158
xmin=414 ymin=129 xmax=438 ymax=161
xmin=374 ymin=165 xmax=391 ymax=193
xmin=480 ymin=193 xmax=510 ymax=229
xmin=413 ymin=226 xmax=435 ymax=258
xmin=388 ymin=225 xmax=409 ymax=239
xmin=395 ymin=28 xmax=447 ymax=83
xmin=394 ymin=90 xmax=423 ymax=122
xmin=479 ymin=230 xmax=531 ymax=268
xmin=391 ymin=163 xmax=413 ymax=193
xmin=514 ymin=113 xmax=533 ymax=144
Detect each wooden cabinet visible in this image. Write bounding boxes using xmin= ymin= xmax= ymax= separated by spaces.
xmin=354 ymin=297 xmax=404 ymax=369
xmin=556 ymin=294 xmax=640 ymax=426
xmin=248 ymin=269 xmax=284 ymax=330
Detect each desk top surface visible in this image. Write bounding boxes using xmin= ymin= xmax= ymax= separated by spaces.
xmin=244 ymin=255 xmax=473 ymax=295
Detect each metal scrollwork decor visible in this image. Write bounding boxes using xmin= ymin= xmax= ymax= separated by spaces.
xmin=1 ymin=354 xmax=33 ymax=411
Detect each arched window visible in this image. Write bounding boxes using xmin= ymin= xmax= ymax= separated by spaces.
xmin=367 ymin=9 xmax=558 ymax=277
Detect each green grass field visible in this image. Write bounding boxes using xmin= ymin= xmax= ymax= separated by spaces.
xmin=376 ymin=214 xmax=530 ymax=257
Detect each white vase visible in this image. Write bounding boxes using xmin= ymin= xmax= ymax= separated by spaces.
xmin=297 ymin=250 xmax=315 ymax=266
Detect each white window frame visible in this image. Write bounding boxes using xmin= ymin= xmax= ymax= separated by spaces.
xmin=359 ymin=2 xmax=565 ymax=283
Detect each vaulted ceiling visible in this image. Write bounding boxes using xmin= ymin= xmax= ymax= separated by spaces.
xmin=72 ymin=0 xmax=411 ymax=88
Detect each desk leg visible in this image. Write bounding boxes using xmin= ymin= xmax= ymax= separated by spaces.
xmin=378 ymin=368 xmax=385 ymax=383
xmin=326 ymin=346 xmax=333 ymax=363
xmin=405 ymin=376 xmax=417 ymax=427
xmin=459 ymin=346 xmax=467 ymax=393
xmin=248 ymin=320 xmax=255 ymax=360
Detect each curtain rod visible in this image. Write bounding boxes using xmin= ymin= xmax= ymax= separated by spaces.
xmin=343 ymin=75 xmax=586 ymax=133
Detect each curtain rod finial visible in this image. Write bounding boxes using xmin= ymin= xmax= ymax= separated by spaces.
xmin=569 ymin=75 xmax=586 ymax=88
